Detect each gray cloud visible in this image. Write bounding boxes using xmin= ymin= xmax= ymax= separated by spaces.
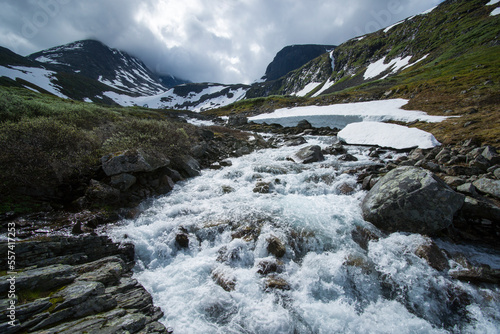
xmin=0 ymin=0 xmax=443 ymax=84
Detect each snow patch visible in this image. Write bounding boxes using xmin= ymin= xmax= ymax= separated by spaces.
xmin=491 ymin=7 xmax=500 ymax=15
xmin=487 ymin=0 xmax=500 ymax=5
xmin=364 ymin=56 xmax=412 ymax=80
xmin=104 ymin=86 xmax=248 ymax=112
xmin=384 ymin=21 xmax=403 ymax=33
xmin=338 ymin=122 xmax=441 ymax=149
xmin=249 ymin=99 xmax=451 ymax=124
xmin=293 ymin=82 xmax=322 ymax=97
xmin=0 ymin=65 xmax=67 ymax=98
xmin=312 ymin=79 xmax=335 ymax=97
xmin=83 ymin=98 xmax=92 ymax=103
xmin=420 ymin=6 xmax=438 ymax=15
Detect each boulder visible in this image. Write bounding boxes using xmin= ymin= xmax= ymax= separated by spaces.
xmin=85 ymin=180 xmax=121 ymax=205
xmin=101 ymin=149 xmax=170 ymax=176
xmin=361 ymin=167 xmax=465 ymax=235
xmin=176 ymin=155 xmax=201 ymax=177
xmin=110 ymin=173 xmax=137 ymax=191
xmin=482 ymin=146 xmax=500 ymax=165
xmin=472 ymin=178 xmax=500 ymax=199
xmin=288 ymin=145 xmax=324 ymax=164
xmin=297 ymin=119 xmax=313 ymax=129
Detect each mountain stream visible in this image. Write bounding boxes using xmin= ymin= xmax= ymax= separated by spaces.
xmin=110 ymin=136 xmax=500 ymax=334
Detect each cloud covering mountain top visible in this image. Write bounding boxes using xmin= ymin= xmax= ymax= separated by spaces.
xmin=0 ymin=0 xmax=441 ymax=84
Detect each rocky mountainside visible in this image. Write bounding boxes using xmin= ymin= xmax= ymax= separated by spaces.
xmin=263 ymin=44 xmax=335 ymax=81
xmin=0 ymin=41 xmax=245 ymax=111
xmin=248 ymin=0 xmax=500 ymax=98
xmin=28 ymin=40 xmax=170 ymax=96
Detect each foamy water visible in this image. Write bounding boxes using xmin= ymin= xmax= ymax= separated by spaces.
xmin=110 ymin=136 xmax=500 ymax=334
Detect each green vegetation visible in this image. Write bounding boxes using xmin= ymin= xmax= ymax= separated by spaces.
xmin=0 ymin=86 xmax=196 ymax=213
xmin=206 ymin=0 xmax=499 ymax=147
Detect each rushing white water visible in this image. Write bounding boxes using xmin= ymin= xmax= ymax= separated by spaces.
xmin=110 ymin=136 xmax=500 ymax=334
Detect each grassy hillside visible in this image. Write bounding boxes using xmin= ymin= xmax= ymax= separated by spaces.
xmin=0 ymin=86 xmax=195 ymax=213
xmin=206 ymin=0 xmax=500 ymax=147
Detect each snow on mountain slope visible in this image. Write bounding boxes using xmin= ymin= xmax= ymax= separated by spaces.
xmin=30 ymin=40 xmax=167 ymax=96
xmin=103 ymin=84 xmax=249 ymax=112
xmin=0 ymin=65 xmax=68 ymax=98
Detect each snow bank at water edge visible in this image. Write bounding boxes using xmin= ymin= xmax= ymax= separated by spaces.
xmin=249 ymin=99 xmax=450 ymax=124
xmin=338 ymin=122 xmax=441 ymax=150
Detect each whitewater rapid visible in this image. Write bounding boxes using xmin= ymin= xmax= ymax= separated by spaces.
xmin=110 ymin=136 xmax=500 ymax=334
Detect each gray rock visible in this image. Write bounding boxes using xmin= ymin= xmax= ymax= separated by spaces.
xmin=297 ymin=119 xmax=313 ymax=129
xmin=0 ymin=265 xmax=76 ymax=294
xmin=443 ymin=176 xmax=466 ymax=188
xmin=361 ymin=167 xmax=465 ymax=234
xmin=495 ymin=168 xmax=500 ymax=180
xmin=177 ymin=155 xmax=201 ymax=177
xmin=227 ymin=115 xmax=248 ymax=126
xmin=53 ymin=281 xmax=105 ymax=312
xmin=102 ymin=149 xmax=170 ymax=176
xmin=415 ymin=241 xmax=450 ymax=271
xmin=283 ymin=136 xmax=307 ymax=147
xmin=460 ymin=196 xmax=500 ymax=222
xmin=473 ymin=178 xmax=500 ymax=199
xmin=288 ymin=145 xmax=324 ymax=164
xmin=456 ymin=183 xmax=476 ymax=195
xmin=85 ymin=180 xmax=120 ymax=204
xmin=110 ymin=173 xmax=137 ymax=191
xmin=482 ymin=146 xmax=500 ymax=165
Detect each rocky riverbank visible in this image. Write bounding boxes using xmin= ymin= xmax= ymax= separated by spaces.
xmin=0 ymin=235 xmax=170 ymax=333
xmin=1 ymin=120 xmax=499 ymax=332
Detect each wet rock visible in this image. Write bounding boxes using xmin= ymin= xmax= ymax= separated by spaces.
xmin=338 ymin=153 xmax=358 ymax=162
xmin=253 ymin=181 xmax=271 ymax=193
xmin=288 ymin=145 xmax=324 ymax=164
xmin=267 ymin=236 xmax=286 ymax=258
xmin=338 ymin=183 xmax=355 ymax=195
xmin=323 ymin=143 xmax=347 ymax=155
xmin=264 ymin=275 xmax=290 ymax=291
xmin=351 ymin=226 xmax=381 ymax=250
xmin=175 ymin=233 xmax=190 ymax=248
xmin=361 ymin=167 xmax=465 ymax=235
xmin=415 ymin=241 xmax=450 ymax=271
xmin=257 ymin=260 xmax=283 ymax=275
xmin=212 ymin=267 xmax=236 ymax=292
xmin=283 ymin=136 xmax=307 ymax=147
xmin=102 ymin=149 xmax=169 ymax=176
xmin=472 ymin=178 xmax=500 ymax=199
xmin=450 ymin=266 xmax=500 ymax=285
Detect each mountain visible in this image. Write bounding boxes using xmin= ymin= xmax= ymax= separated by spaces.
xmin=247 ymin=0 xmax=500 ymax=99
xmin=263 ymin=44 xmax=335 ymax=81
xmin=28 ymin=40 xmax=168 ymax=96
xmin=0 ymin=40 xmax=248 ymax=110
xmin=158 ymin=74 xmax=191 ymax=88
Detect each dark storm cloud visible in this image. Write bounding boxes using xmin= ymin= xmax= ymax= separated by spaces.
xmin=0 ymin=0 xmax=443 ymax=84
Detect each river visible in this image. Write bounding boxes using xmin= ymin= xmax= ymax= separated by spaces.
xmin=110 ymin=135 xmax=500 ymax=334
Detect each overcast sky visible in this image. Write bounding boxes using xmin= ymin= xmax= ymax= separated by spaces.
xmin=0 ymin=0 xmax=443 ymax=84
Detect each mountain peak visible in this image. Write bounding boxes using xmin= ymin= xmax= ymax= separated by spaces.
xmin=264 ymin=44 xmax=336 ymax=81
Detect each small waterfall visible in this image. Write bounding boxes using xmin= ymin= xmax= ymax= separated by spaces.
xmin=110 ymin=136 xmax=500 ymax=334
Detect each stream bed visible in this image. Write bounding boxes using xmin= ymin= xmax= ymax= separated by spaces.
xmin=110 ymin=136 xmax=500 ymax=334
